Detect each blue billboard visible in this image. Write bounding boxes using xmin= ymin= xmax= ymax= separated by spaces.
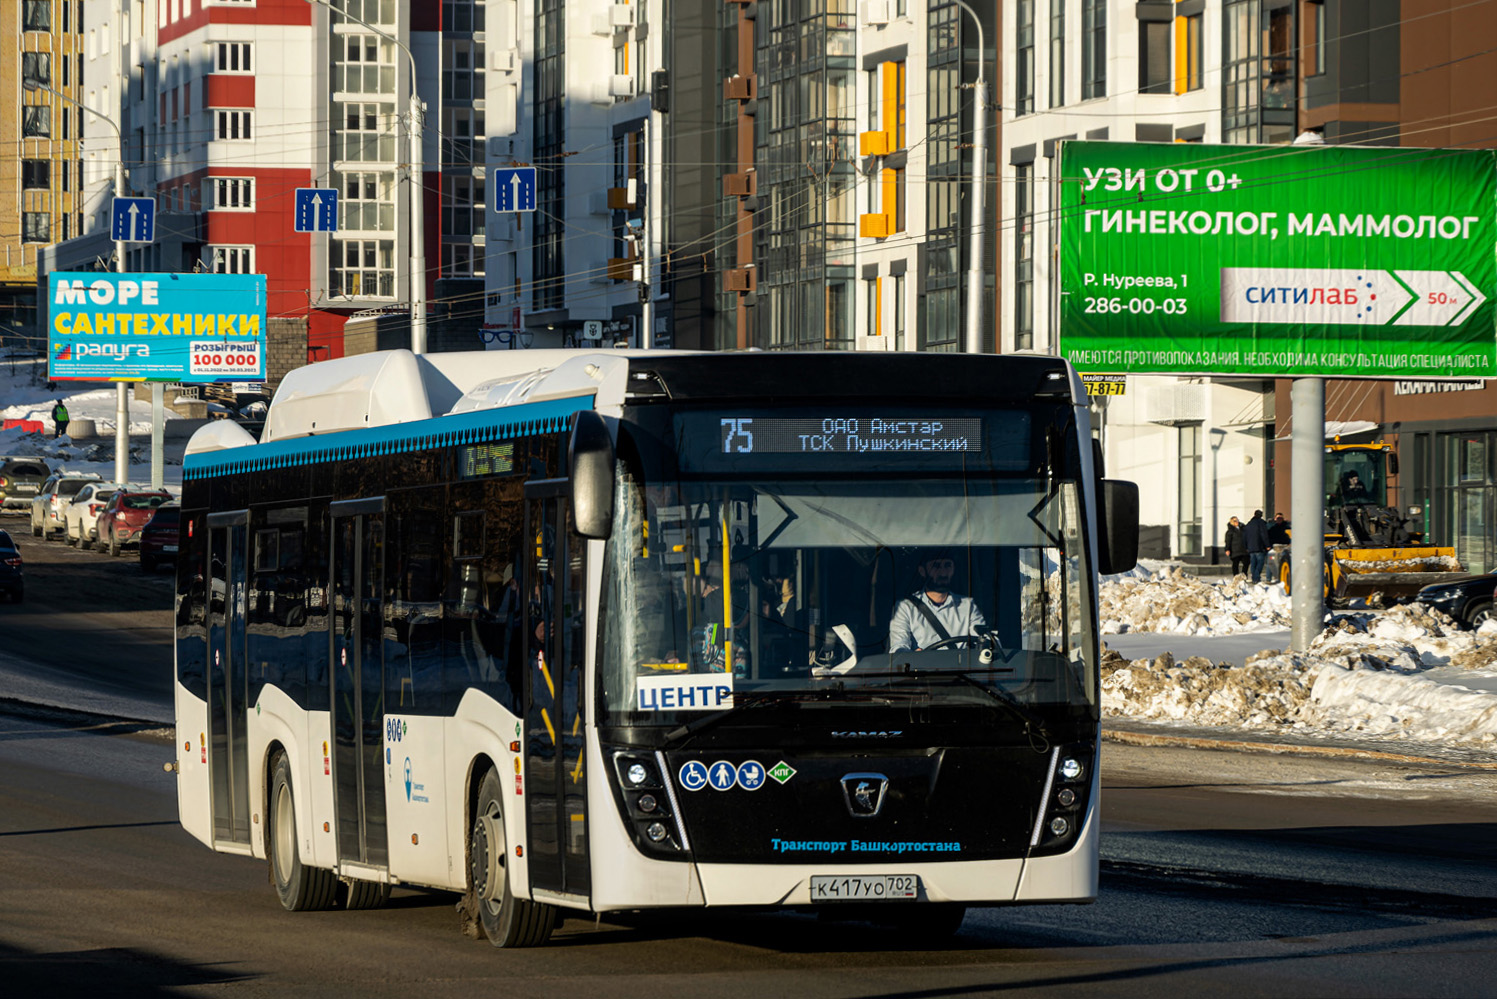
xmin=48 ymin=272 xmax=268 ymax=383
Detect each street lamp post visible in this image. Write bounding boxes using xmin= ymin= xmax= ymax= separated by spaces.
xmin=953 ymin=0 xmax=988 ymax=355
xmin=25 ymin=78 xmax=133 ymax=487
xmin=305 ymin=0 xmax=427 ymax=354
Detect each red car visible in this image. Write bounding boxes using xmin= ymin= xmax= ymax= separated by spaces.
xmin=138 ymin=503 xmax=180 ymax=573
xmin=95 ymin=490 xmax=173 ymax=556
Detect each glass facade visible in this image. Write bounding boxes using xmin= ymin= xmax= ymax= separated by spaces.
xmin=754 ymin=0 xmax=857 ymax=350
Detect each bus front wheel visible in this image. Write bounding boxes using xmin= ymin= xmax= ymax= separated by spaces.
xmin=268 ymin=751 xmax=338 ymax=912
xmin=468 ymin=768 xmax=555 ymax=947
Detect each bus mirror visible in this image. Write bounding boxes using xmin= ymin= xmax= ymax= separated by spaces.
xmin=1098 ymin=479 xmax=1139 ymax=575
xmin=570 ymin=411 xmax=615 ymax=540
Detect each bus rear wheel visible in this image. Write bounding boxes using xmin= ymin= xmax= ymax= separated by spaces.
xmin=468 ymin=768 xmax=554 ymax=947
xmin=268 ymin=751 xmax=337 ymax=912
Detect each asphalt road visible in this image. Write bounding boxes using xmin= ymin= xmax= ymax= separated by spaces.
xmin=4 ymin=518 xmax=1497 ymax=996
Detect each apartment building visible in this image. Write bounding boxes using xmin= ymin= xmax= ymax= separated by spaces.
xmin=38 ymin=0 xmax=490 ymax=374
xmin=479 ymin=0 xmax=998 ymax=353
xmin=2 ymin=0 xmax=87 ymax=345
xmin=1002 ymin=0 xmax=1497 ymax=569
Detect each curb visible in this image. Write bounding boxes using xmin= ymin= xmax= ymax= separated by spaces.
xmin=1102 ymin=726 xmax=1497 ymax=771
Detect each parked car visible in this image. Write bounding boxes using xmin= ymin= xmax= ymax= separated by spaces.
xmin=0 ymin=457 xmax=53 ymax=511
xmin=63 ymin=481 xmax=122 ymax=548
xmin=139 ymin=503 xmax=180 ymax=572
xmin=1406 ymin=573 xmax=1497 ymax=629
xmin=32 ymin=472 xmax=101 ymax=538
xmin=0 ymin=528 xmax=21 ymax=602
xmin=95 ymin=489 xmax=173 ymax=556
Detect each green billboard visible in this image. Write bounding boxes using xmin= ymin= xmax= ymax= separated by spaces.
xmin=1058 ymin=141 xmax=1497 ymax=378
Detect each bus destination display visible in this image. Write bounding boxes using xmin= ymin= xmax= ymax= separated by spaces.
xmin=458 ymin=440 xmax=515 ymax=478
xmin=717 ymin=416 xmax=982 ymax=455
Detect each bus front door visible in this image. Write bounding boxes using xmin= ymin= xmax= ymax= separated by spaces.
xmin=330 ymin=499 xmax=388 ymax=870
xmin=523 ymin=485 xmax=591 ymax=901
xmin=206 ymin=513 xmax=250 ymax=848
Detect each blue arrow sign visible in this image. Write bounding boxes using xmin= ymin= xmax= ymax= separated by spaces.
xmin=492 ymin=167 xmax=538 ymax=212
xmin=294 ymin=188 xmax=339 ymax=232
xmin=111 ymin=197 xmax=156 ymax=243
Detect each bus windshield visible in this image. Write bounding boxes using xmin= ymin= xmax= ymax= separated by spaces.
xmin=601 ymin=408 xmax=1099 ymax=733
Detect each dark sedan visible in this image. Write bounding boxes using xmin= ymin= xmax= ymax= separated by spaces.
xmin=0 ymin=529 xmax=22 ymax=602
xmin=1407 ymin=574 xmax=1496 ymax=629
xmin=139 ymin=503 xmax=180 ymax=573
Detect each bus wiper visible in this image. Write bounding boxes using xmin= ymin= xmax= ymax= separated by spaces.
xmin=862 ymin=665 xmax=1052 ymax=748
xmin=661 ymin=693 xmax=781 ymax=748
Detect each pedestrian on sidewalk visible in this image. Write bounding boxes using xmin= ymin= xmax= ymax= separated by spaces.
xmin=51 ymin=399 xmax=69 ymax=438
xmin=1268 ymin=512 xmax=1291 ymax=545
xmin=1244 ymin=509 xmax=1271 ymax=583
xmin=1224 ymin=516 xmax=1248 ymax=576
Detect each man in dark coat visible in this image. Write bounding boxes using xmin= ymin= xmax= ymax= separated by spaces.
xmin=1224 ymin=516 xmax=1248 ymax=576
xmin=1243 ymin=510 xmax=1271 ymax=583
xmin=1267 ymin=512 xmax=1291 ymax=545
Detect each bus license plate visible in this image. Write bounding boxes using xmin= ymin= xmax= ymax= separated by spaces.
xmin=808 ymin=875 xmax=919 ymax=902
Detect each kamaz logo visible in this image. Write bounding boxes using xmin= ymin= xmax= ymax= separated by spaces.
xmin=73 ymin=343 xmax=150 ymax=359
xmin=830 ymin=731 xmax=903 ymax=739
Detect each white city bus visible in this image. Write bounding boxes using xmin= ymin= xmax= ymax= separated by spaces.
xmin=171 ymin=348 xmax=1138 ymax=946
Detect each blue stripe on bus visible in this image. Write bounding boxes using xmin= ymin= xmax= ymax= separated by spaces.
xmin=184 ymin=394 xmax=596 ymax=480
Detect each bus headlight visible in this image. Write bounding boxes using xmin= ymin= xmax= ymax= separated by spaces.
xmin=1059 ymin=757 xmax=1084 ymax=781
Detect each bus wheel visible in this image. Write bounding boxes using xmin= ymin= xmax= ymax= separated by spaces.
xmin=468 ymin=768 xmax=555 ymax=947
xmin=268 ymin=751 xmax=337 ymax=911
xmin=343 ymin=878 xmax=390 ymax=910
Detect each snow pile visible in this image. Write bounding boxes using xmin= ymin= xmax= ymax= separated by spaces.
xmin=1102 ymin=602 xmax=1497 ymax=749
xmin=1100 ymin=565 xmax=1292 ymax=636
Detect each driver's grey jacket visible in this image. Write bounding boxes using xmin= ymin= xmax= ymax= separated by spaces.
xmin=887 ymin=590 xmax=987 ymax=652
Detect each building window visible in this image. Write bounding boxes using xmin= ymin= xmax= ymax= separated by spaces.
xmin=1015 ymin=0 xmax=1034 ymax=116
xmin=1223 ymin=0 xmax=1258 ymax=143
xmin=1306 ymin=0 xmax=1326 ymax=76
xmin=22 ymin=213 xmax=50 ymax=244
xmin=1014 ymin=162 xmax=1034 ymax=351
xmin=1049 ymin=0 xmax=1065 ymax=108
xmin=338 ymin=171 xmax=396 ymax=231
xmin=1081 ymin=0 xmax=1106 ymax=99
xmin=1177 ymin=424 xmax=1202 ymax=556
xmin=29 ymin=106 xmax=49 ymax=138
xmin=207 ymin=177 xmax=254 ymax=210
xmin=332 ymin=239 xmax=396 ymax=298
xmin=443 ymin=38 xmax=485 ymax=103
xmin=216 ymin=110 xmax=253 ymax=140
xmin=335 ymin=101 xmax=396 ymax=162
xmin=22 ymin=160 xmax=50 ymax=190
xmin=1139 ymin=18 xmax=1172 ymax=95
xmin=22 ymin=52 xmax=52 ymax=88
xmin=215 ymin=42 xmax=253 ymax=73
xmin=22 ymin=1 xmax=51 ymax=31
xmin=338 ymin=34 xmax=395 ymax=95
xmin=442 ymin=173 xmax=486 ymax=240
xmin=443 ymin=0 xmax=486 ymax=33
xmin=207 ymin=246 xmax=254 ymax=274
xmin=893 ymin=273 xmax=906 ymax=350
xmin=866 ymin=276 xmax=880 ymax=338
xmin=442 ymin=106 xmax=486 ymax=168
xmin=1177 ymin=9 xmax=1203 ymax=92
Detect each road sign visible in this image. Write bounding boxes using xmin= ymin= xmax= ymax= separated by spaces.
xmin=294 ymin=188 xmax=339 ymax=232
xmin=111 ymin=197 xmax=155 ymax=243
xmin=492 ymin=166 xmax=537 ymax=212
xmin=1058 ymin=141 xmax=1497 ymax=378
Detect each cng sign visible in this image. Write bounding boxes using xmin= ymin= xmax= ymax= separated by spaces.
xmin=1058 ymin=141 xmax=1497 ymax=378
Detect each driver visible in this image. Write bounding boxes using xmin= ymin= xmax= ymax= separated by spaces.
xmin=888 ymin=548 xmax=988 ymax=653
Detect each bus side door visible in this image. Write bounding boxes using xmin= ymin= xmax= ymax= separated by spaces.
xmin=329 ymin=498 xmax=388 ymax=871
xmin=523 ymin=482 xmax=591 ymax=901
xmin=206 ymin=512 xmax=251 ymax=849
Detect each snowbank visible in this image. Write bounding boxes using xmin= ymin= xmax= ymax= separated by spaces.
xmin=1100 ymin=570 xmax=1497 ymax=750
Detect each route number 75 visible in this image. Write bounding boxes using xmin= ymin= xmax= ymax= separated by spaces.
xmin=721 ymin=418 xmax=754 ymax=453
